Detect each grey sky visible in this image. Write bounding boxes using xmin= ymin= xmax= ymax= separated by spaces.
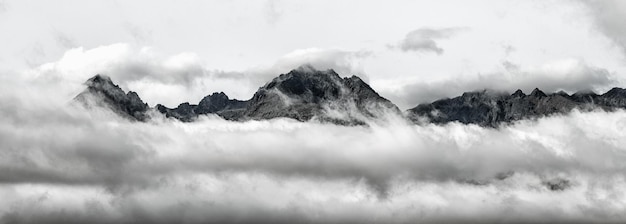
xmin=394 ymin=27 xmax=468 ymax=54
xmin=2 ymin=1 xmax=626 ymax=223
xmin=581 ymin=0 xmax=626 ymax=57
xmin=1 ymin=0 xmax=625 ymax=109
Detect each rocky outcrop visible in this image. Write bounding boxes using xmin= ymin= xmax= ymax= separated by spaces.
xmin=243 ymin=65 xmax=400 ymax=125
xmin=156 ymin=92 xmax=248 ymax=122
xmin=74 ymin=74 xmax=149 ymax=121
xmin=75 ymin=65 xmax=399 ymax=125
xmin=75 ymin=68 xmax=626 ymax=127
xmin=407 ymin=88 xmax=626 ymax=127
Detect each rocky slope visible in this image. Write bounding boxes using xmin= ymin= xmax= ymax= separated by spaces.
xmin=74 ymin=66 xmax=626 ymax=127
xmin=74 ymin=74 xmax=149 ymax=121
xmin=407 ymin=88 xmax=626 ymax=127
xmin=156 ymin=92 xmax=248 ymax=122
xmin=243 ymin=65 xmax=400 ymax=125
xmin=76 ymin=65 xmax=399 ymax=125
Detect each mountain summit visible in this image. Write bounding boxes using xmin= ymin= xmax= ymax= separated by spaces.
xmin=156 ymin=92 xmax=248 ymax=122
xmin=243 ymin=65 xmax=400 ymax=124
xmin=407 ymin=88 xmax=626 ymax=127
xmin=77 ymin=66 xmax=399 ymax=125
xmin=74 ymin=67 xmax=626 ymax=127
xmin=74 ymin=74 xmax=149 ymax=121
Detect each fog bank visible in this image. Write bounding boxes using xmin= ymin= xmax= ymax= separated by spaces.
xmin=1 ymin=78 xmax=626 ymax=222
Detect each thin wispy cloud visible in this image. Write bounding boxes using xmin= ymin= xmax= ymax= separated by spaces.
xmin=392 ymin=27 xmax=468 ymax=55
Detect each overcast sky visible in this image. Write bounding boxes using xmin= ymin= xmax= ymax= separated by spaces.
xmin=1 ymin=0 xmax=626 ymax=109
xmin=3 ymin=1 xmax=626 ymax=223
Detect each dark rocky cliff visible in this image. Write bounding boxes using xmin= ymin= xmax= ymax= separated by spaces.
xmin=74 ymin=74 xmax=149 ymax=121
xmin=407 ymin=88 xmax=626 ymax=127
xmin=74 ymin=67 xmax=626 ymax=127
xmin=243 ymin=65 xmax=400 ymax=125
xmin=156 ymin=92 xmax=248 ymax=122
xmin=75 ymin=65 xmax=399 ymax=125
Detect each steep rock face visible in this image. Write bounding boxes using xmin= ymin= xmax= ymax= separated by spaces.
xmin=75 ymin=69 xmax=626 ymax=127
xmin=74 ymin=74 xmax=149 ymax=121
xmin=74 ymin=66 xmax=399 ymax=125
xmin=156 ymin=92 xmax=248 ymax=122
xmin=597 ymin=87 xmax=626 ymax=107
xmin=243 ymin=65 xmax=400 ymax=124
xmin=407 ymin=88 xmax=626 ymax=127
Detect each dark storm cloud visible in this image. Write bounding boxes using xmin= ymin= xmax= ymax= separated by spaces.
xmin=392 ymin=27 xmax=467 ymax=54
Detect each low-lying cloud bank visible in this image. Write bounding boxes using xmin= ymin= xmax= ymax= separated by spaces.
xmin=1 ymin=73 xmax=626 ymax=223
xmin=28 ymin=44 xmax=371 ymax=108
xmin=23 ymin=43 xmax=622 ymax=111
xmin=386 ymin=59 xmax=617 ymax=108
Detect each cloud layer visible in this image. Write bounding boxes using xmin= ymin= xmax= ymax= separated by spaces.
xmin=2 ymin=68 xmax=626 ymax=223
xmin=27 ymin=44 xmax=370 ymax=108
xmin=29 ymin=43 xmax=619 ymax=111
xmin=2 ymin=1 xmax=626 ymax=220
xmin=385 ymin=59 xmax=616 ymax=108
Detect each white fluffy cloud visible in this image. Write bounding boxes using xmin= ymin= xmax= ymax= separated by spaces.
xmin=252 ymin=48 xmax=372 ymax=81
xmin=384 ymin=59 xmax=616 ymax=109
xmin=2 ymin=67 xmax=626 ymax=222
xmin=2 ymin=1 xmax=626 ymax=222
xmin=20 ymin=42 xmax=621 ymax=111
xmin=2 ymin=0 xmax=625 ymax=107
xmin=26 ymin=44 xmax=370 ymax=107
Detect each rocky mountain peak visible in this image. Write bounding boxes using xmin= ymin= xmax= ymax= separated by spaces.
xmin=199 ymin=92 xmax=228 ymax=104
xmin=157 ymin=91 xmax=248 ymax=122
xmin=245 ymin=65 xmax=400 ymax=124
xmin=529 ymin=88 xmax=547 ymax=98
xmin=512 ymin=89 xmax=525 ymax=98
xmin=74 ymin=68 xmax=626 ymax=128
xmin=408 ymin=87 xmax=626 ymax=127
xmin=263 ymin=66 xmax=343 ymax=101
xmin=342 ymin=75 xmax=380 ymax=99
xmin=604 ymin=87 xmax=626 ymax=97
xmin=86 ymin=74 xmax=113 ymax=85
xmin=196 ymin=92 xmax=240 ymax=114
xmin=75 ymin=74 xmax=149 ymax=121
xmin=84 ymin=74 xmax=125 ymax=99
xmin=571 ymin=90 xmax=598 ymax=103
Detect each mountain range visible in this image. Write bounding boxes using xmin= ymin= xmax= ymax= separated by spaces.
xmin=74 ymin=65 xmax=626 ymax=127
